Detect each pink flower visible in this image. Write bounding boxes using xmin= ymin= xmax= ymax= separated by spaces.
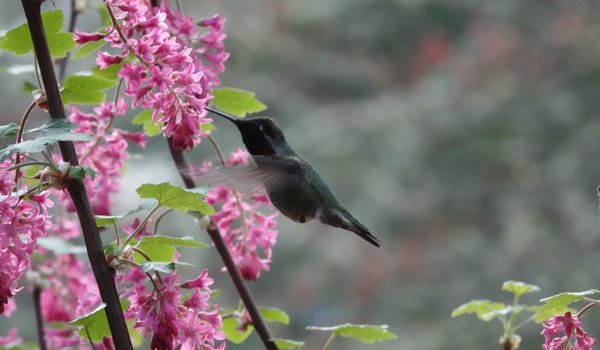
xmin=0 ymin=328 xmax=22 ymax=347
xmin=102 ymin=0 xmax=229 ymax=149
xmin=73 ymin=29 xmax=106 ymax=44
xmin=125 ymin=269 xmax=224 ymax=349
xmin=0 ymin=159 xmax=52 ymax=314
xmin=96 ymin=52 xmax=124 ymax=69
xmin=55 ymin=99 xmax=146 ymax=215
xmin=542 ymin=312 xmax=596 ymax=350
xmin=205 ymin=150 xmax=279 ymax=280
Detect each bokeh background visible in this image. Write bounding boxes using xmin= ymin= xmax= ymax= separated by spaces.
xmin=3 ymin=0 xmax=600 ymax=349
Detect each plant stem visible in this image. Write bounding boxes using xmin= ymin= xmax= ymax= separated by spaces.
xmin=20 ymin=1 xmax=132 ymax=348
xmin=322 ymin=332 xmax=337 ymax=350
xmin=32 ymin=286 xmax=47 ymax=350
xmin=167 ymin=136 xmax=278 ymax=350
xmin=58 ymin=0 xmax=79 ymax=81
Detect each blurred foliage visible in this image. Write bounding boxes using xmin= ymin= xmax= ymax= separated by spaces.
xmin=3 ymin=0 xmax=600 ymax=349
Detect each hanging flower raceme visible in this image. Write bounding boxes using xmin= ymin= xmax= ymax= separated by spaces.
xmin=76 ymin=0 xmax=230 ymax=150
xmin=202 ymin=149 xmax=279 ymax=281
xmin=542 ymin=312 xmax=596 ymax=350
xmin=124 ymin=268 xmax=225 ymax=350
xmin=0 ymin=159 xmax=52 ymax=315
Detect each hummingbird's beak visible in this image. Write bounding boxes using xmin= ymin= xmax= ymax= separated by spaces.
xmin=205 ymin=106 xmax=238 ymax=124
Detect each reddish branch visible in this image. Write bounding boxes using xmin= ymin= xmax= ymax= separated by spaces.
xmin=167 ymin=137 xmax=279 ymax=350
xmin=20 ymin=1 xmax=132 ymax=349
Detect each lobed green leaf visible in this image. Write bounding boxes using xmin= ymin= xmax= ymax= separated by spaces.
xmin=502 ymin=281 xmax=540 ymax=297
xmin=222 ymin=317 xmax=253 ymax=344
xmin=274 ymin=339 xmax=304 ymax=349
xmin=0 ymin=10 xmax=75 ymax=57
xmin=307 ymin=324 xmax=397 ymax=344
xmin=73 ymin=40 xmax=106 ymax=59
xmin=0 ymin=123 xmax=19 ymax=141
xmin=69 ymin=300 xmax=130 ymax=343
xmin=259 ymin=307 xmax=290 ymax=325
xmin=451 ymin=300 xmax=507 ymax=321
xmin=534 ymin=289 xmax=600 ymax=322
xmin=136 ymin=182 xmax=215 ymax=214
xmin=211 ymin=87 xmax=267 ymax=118
xmin=95 ymin=215 xmax=123 ymax=227
xmin=135 ymin=235 xmax=208 ymax=263
xmin=92 ymin=62 xmax=123 ymax=81
xmin=62 ymin=74 xmax=117 ymax=105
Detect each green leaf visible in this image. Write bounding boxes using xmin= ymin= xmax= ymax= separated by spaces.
xmin=139 ymin=261 xmax=194 ymax=274
xmin=92 ymin=62 xmax=123 ymax=81
xmin=136 ymin=182 xmax=215 ymax=214
xmin=144 ymin=121 xmax=163 ymax=137
xmin=26 ymin=119 xmax=76 ymax=134
xmin=0 ymin=10 xmax=75 ymax=57
xmin=95 ymin=215 xmax=123 ymax=227
xmin=135 ymin=235 xmax=208 ymax=263
xmin=61 ymin=74 xmax=117 ymax=105
xmin=132 ymin=110 xmax=152 ymax=125
xmin=0 ymin=139 xmax=54 ymax=160
xmin=502 ymin=281 xmax=540 ymax=297
xmin=69 ymin=300 xmax=130 ymax=342
xmin=451 ymin=300 xmax=507 ymax=321
xmin=201 ymin=123 xmax=216 ymax=133
xmin=132 ymin=110 xmax=163 ymax=137
xmin=68 ymin=166 xmax=96 ymax=180
xmin=259 ymin=307 xmax=290 ymax=325
xmin=22 ymin=81 xmax=38 ymax=93
xmin=274 ymin=339 xmax=304 ymax=349
xmin=534 ymin=289 xmax=600 ymax=322
xmin=0 ymin=123 xmax=19 ymax=140
xmin=36 ymin=237 xmax=86 ymax=255
xmin=211 ymin=87 xmax=267 ymax=118
xmin=222 ymin=317 xmax=253 ymax=344
xmin=140 ymin=261 xmax=177 ymax=274
xmin=307 ymin=324 xmax=397 ymax=344
xmin=73 ymin=40 xmax=106 ymax=59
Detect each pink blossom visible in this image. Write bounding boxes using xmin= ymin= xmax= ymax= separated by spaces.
xmin=125 ymin=269 xmax=224 ymax=349
xmin=0 ymin=328 xmax=22 ymax=347
xmin=542 ymin=312 xmax=596 ymax=350
xmin=96 ymin=52 xmax=124 ymax=69
xmin=0 ymin=159 xmax=52 ymax=314
xmin=55 ymin=99 xmax=146 ymax=215
xmin=102 ymin=0 xmax=228 ymax=149
xmin=39 ymin=254 xmax=102 ymax=347
xmin=73 ymin=29 xmax=106 ymax=44
xmin=205 ymin=150 xmax=279 ymax=280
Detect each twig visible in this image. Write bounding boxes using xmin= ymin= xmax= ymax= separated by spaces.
xmin=166 ymin=136 xmax=278 ymax=350
xmin=32 ymin=286 xmax=47 ymax=350
xmin=57 ymin=0 xmax=79 ymax=81
xmin=20 ymin=1 xmax=132 ymax=349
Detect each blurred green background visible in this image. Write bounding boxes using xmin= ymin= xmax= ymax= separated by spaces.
xmin=3 ymin=0 xmax=600 ymax=349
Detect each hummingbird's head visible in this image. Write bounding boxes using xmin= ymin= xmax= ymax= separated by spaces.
xmin=235 ymin=117 xmax=286 ymax=155
xmin=204 ymin=107 xmax=286 ymax=156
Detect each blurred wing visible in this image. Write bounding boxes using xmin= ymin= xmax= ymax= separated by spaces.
xmin=184 ymin=157 xmax=290 ymax=194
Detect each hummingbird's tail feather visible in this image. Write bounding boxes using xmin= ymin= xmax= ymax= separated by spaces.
xmin=348 ymin=220 xmax=381 ymax=248
xmin=321 ymin=210 xmax=381 ymax=247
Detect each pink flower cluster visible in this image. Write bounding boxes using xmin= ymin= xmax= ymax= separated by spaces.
xmin=124 ymin=268 xmax=225 ymax=350
xmin=542 ymin=312 xmax=596 ymax=350
xmin=39 ymin=253 xmax=102 ymax=349
xmin=54 ymin=98 xmax=147 ymax=215
xmin=204 ymin=150 xmax=279 ymax=281
xmin=75 ymin=0 xmax=229 ymax=150
xmin=0 ymin=159 xmax=52 ymax=315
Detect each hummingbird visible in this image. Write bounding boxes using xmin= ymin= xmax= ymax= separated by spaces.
xmin=204 ymin=107 xmax=381 ymax=247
